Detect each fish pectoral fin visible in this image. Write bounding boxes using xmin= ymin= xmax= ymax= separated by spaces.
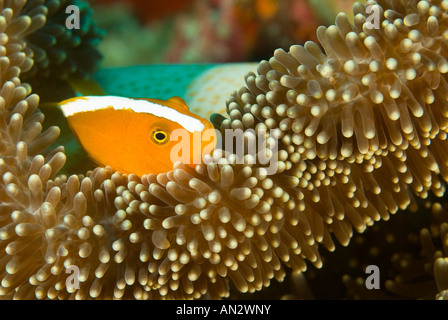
xmin=68 ymin=76 xmax=106 ymax=96
xmin=168 ymin=96 xmax=189 ymax=110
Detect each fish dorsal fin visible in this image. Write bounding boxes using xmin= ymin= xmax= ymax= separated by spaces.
xmin=142 ymin=96 xmax=190 ymax=113
xmin=168 ymin=96 xmax=189 ymax=110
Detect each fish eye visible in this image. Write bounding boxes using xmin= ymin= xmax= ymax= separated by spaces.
xmin=152 ymin=130 xmax=169 ymax=144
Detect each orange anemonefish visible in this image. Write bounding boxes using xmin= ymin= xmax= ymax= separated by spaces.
xmin=59 ymin=96 xmax=216 ymax=177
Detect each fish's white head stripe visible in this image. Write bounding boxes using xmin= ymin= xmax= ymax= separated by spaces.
xmin=60 ymin=96 xmax=205 ymax=132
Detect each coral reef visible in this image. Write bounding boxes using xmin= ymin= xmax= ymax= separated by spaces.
xmin=92 ymin=0 xmax=324 ymax=66
xmin=93 ymin=0 xmax=195 ymax=23
xmin=1 ymin=0 xmax=448 ymax=300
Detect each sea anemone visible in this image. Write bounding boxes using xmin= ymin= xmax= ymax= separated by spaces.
xmin=335 ymin=197 xmax=448 ymax=300
xmin=2 ymin=0 xmax=448 ymax=300
xmin=223 ymin=0 xmax=448 ymax=264
xmin=19 ymin=0 xmax=103 ymax=101
xmin=381 ymin=199 xmax=448 ymax=299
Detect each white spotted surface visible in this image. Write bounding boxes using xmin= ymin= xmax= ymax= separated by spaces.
xmin=93 ymin=63 xmax=258 ymax=119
